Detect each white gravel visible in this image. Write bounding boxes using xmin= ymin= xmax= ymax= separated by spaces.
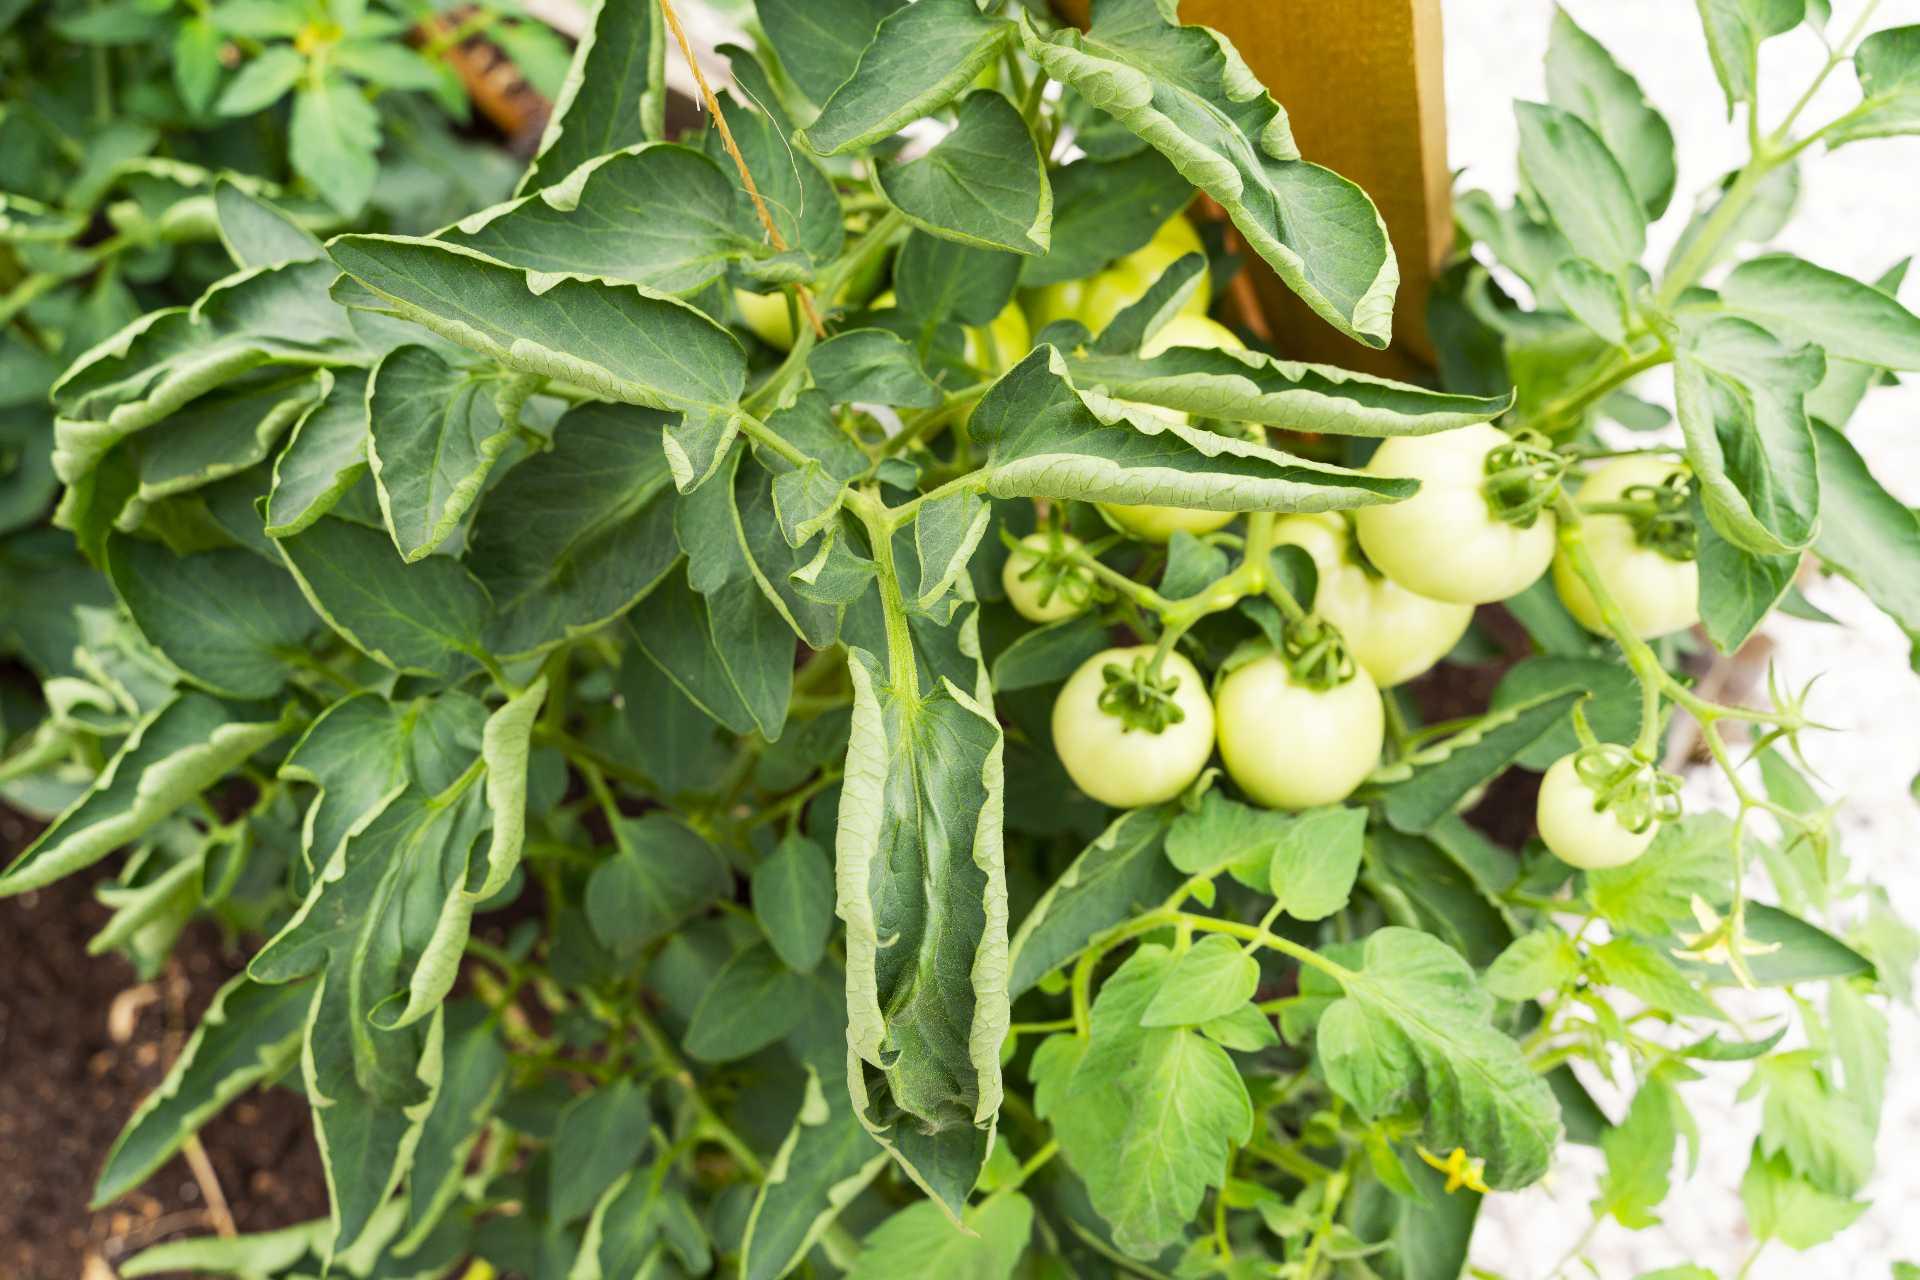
xmin=1440 ymin=2 xmax=1920 ymax=1275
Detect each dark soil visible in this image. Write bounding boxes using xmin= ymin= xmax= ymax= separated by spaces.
xmin=0 ymin=806 xmax=329 ymax=1280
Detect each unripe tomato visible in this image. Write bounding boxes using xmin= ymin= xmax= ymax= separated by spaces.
xmin=1100 ymin=502 xmax=1236 ymax=542
xmin=734 ymin=288 xmax=796 ymax=350
xmin=1023 ymin=214 xmax=1211 ymax=334
xmin=1141 ymin=312 xmax=1245 ymax=357
xmin=1002 ymin=532 xmax=1095 ymax=623
xmin=1535 ymin=753 xmax=1657 ymax=869
xmin=1098 ymin=310 xmax=1245 ymax=542
xmin=1353 ymin=423 xmax=1557 ymax=605
xmin=1118 ymin=214 xmax=1211 ymax=319
xmin=1214 ymin=653 xmax=1384 ymax=809
xmin=1061 ymin=260 xmax=1158 ymax=336
xmin=1270 ymin=513 xmax=1473 ymax=688
xmin=1053 ymin=647 xmax=1215 ymax=809
xmin=1552 ymin=457 xmax=1700 ymax=639
xmin=963 ymin=300 xmax=1032 ymax=375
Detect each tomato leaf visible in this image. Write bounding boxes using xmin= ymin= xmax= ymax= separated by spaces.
xmin=1018 ymin=0 xmax=1395 ymax=347
xmin=1039 ymin=945 xmax=1254 ymax=1257
xmin=879 ymin=90 xmax=1052 ymax=255
xmin=741 ymin=1067 xmax=888 ymax=1280
xmin=455 ymin=145 xmax=761 ymax=296
xmin=518 ymin=0 xmax=666 ymax=193
xmin=1067 ymin=344 xmax=1512 ymax=437
xmin=106 ymin=539 xmax=318 ymax=699
xmin=1268 ymin=805 xmax=1366 ymax=922
xmin=800 ymin=0 xmax=1013 ymax=156
xmin=1314 ymin=928 xmax=1561 ymax=1188
xmin=0 ymin=694 xmax=298 ymax=895
xmin=93 ymin=975 xmax=311 ymax=1207
xmin=587 ymin=814 xmax=732 ymax=957
xmin=1021 ymin=148 xmax=1192 ymax=287
xmin=837 ymin=633 xmax=1008 ymax=1216
xmin=467 ymin=400 xmax=681 ymax=660
xmin=753 ymin=834 xmax=835 ymax=973
xmin=1008 ymin=805 xmax=1183 ymax=995
xmin=844 ymin=1191 xmax=1034 ymax=1280
xmin=1515 ymin=102 xmax=1647 ymax=273
xmin=975 ymin=347 xmax=1415 ymax=514
xmin=686 ymin=942 xmax=812 ymax=1063
xmin=1545 ymin=9 xmax=1676 ymax=218
xmin=1810 ymin=422 xmax=1920 ymax=644
xmin=1825 ymin=23 xmax=1920 ymax=146
xmin=1672 ymin=315 xmax=1825 ymax=556
xmin=1140 ymin=934 xmax=1260 ymax=1027
xmin=1695 ymin=0 xmax=1804 ymax=114
xmin=1593 ymin=1074 xmax=1687 ymax=1228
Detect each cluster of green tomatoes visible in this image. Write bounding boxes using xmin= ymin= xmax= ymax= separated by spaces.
xmin=752 ymin=214 xmax=1702 ymax=873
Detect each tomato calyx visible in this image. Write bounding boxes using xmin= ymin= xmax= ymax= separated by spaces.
xmin=1481 ymin=431 xmax=1567 ymax=529
xmin=1582 ymin=472 xmax=1699 ymax=562
xmin=1000 ymin=526 xmax=1101 ymax=615
xmin=1570 ymin=743 xmax=1683 ymax=835
xmin=1279 ymin=615 xmax=1357 ymax=692
xmin=1096 ymin=652 xmax=1191 ymax=733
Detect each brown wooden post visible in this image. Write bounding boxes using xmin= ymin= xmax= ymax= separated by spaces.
xmin=1053 ymin=0 xmax=1451 ymax=380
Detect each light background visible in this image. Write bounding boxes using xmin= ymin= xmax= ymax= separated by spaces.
xmin=1439 ymin=2 xmax=1920 ymax=1275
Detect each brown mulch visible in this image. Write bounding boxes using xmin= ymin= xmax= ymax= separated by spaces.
xmin=0 ymin=808 xmax=329 ymax=1280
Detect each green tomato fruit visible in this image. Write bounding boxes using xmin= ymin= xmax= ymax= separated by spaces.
xmin=1022 ymin=214 xmax=1211 ymax=335
xmin=1214 ymin=653 xmax=1384 ymax=809
xmin=1071 ymin=260 xmax=1158 ymax=335
xmin=1552 ymin=457 xmax=1701 ymax=639
xmin=1354 ymin=423 xmax=1557 ymax=605
xmin=1053 ymin=647 xmax=1215 ymax=809
xmin=734 ymin=287 xmax=796 ymax=351
xmin=1023 ymin=276 xmax=1089 ymax=332
xmin=1097 ymin=310 xmax=1245 ymax=542
xmin=1140 ymin=311 xmax=1245 ymax=357
xmin=1100 ymin=501 xmax=1236 ymax=543
xmin=1536 ymin=753 xmax=1658 ymax=869
xmin=1118 ymin=213 xmax=1211 ymax=319
xmin=1270 ymin=513 xmax=1473 ymax=688
xmin=963 ymin=300 xmax=1032 ymax=375
xmin=1002 ymin=532 xmax=1095 ymax=623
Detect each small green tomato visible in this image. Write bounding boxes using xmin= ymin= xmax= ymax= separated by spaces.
xmin=1002 ymin=532 xmax=1095 ymax=624
xmin=1535 ymin=753 xmax=1658 ymax=869
xmin=734 ymin=287 xmax=796 ymax=350
xmin=1270 ymin=513 xmax=1473 ymax=688
xmin=1140 ymin=311 xmax=1245 ymax=357
xmin=1552 ymin=456 xmax=1701 ymax=639
xmin=1214 ymin=652 xmax=1384 ymax=810
xmin=1354 ymin=423 xmax=1558 ymax=605
xmin=962 ymin=300 xmax=1032 ymax=375
xmin=1052 ymin=647 xmax=1215 ymax=809
xmin=1023 ymin=213 xmax=1211 ymax=334
xmin=1100 ymin=501 xmax=1236 ymax=542
xmin=1097 ymin=311 xmax=1246 ymax=542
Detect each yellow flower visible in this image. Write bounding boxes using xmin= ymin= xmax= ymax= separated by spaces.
xmin=1417 ymin=1145 xmax=1491 ymax=1194
xmin=1673 ymin=896 xmax=1779 ymax=987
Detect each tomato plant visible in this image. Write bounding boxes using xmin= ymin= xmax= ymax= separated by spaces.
xmin=1 ymin=1 xmax=1916 ymax=1278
